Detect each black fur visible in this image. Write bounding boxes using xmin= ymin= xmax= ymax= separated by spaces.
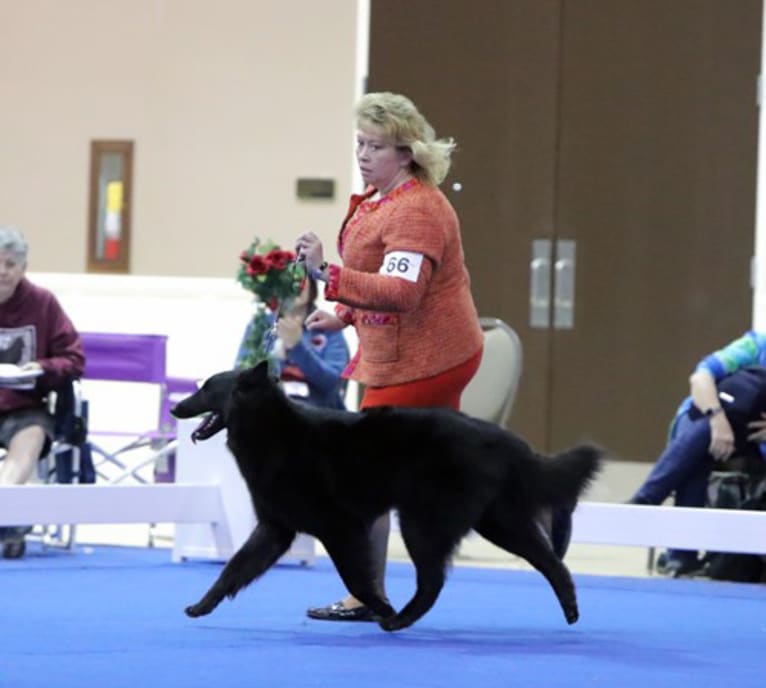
xmin=171 ymin=362 xmax=603 ymax=631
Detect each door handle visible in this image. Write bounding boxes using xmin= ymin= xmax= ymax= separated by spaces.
xmin=553 ymin=239 xmax=576 ymax=329
xmin=529 ymin=239 xmax=552 ymax=328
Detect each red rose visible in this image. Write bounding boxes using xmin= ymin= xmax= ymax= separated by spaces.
xmin=247 ymin=255 xmax=269 ymax=275
xmin=265 ymin=249 xmax=291 ymax=270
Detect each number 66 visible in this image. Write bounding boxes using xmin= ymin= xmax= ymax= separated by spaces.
xmin=386 ymin=256 xmax=410 ymax=273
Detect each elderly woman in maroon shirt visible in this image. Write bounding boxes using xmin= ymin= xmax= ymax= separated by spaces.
xmin=0 ymin=226 xmax=84 ymax=558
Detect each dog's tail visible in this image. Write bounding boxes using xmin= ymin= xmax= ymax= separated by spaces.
xmin=536 ymin=444 xmax=604 ymax=509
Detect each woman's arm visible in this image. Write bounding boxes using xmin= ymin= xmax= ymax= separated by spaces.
xmin=689 ymin=368 xmax=735 ymax=461
xmin=324 ymin=258 xmax=433 ymax=312
xmin=696 ymin=331 xmax=762 ymax=379
xmin=285 ymin=329 xmax=349 ymax=395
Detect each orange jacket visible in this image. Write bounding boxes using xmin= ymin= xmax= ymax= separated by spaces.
xmin=325 ymin=180 xmax=483 ymax=387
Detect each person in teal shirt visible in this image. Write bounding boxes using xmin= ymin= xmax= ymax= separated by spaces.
xmin=629 ymin=330 xmax=766 ymax=575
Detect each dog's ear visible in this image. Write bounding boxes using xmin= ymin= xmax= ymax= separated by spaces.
xmin=238 ymin=359 xmax=273 ymax=387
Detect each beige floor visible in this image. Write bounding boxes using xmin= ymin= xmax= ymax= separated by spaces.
xmin=75 ymin=458 xmax=658 ymax=579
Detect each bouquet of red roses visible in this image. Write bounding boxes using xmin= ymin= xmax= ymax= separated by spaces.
xmin=236 ymin=238 xmax=305 ymax=368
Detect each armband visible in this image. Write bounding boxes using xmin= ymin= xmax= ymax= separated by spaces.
xmin=379 ymin=251 xmax=424 ymax=283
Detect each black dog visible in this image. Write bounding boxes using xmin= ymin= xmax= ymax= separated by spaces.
xmin=172 ymin=362 xmax=602 ymax=631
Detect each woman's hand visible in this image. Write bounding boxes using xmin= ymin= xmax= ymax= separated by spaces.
xmin=275 ymin=314 xmax=304 ymax=349
xmin=747 ymin=412 xmax=766 ymax=443
xmin=690 ymin=369 xmax=735 ymax=461
xmin=295 ymin=231 xmax=325 ymax=274
xmin=709 ymin=413 xmax=736 ymax=461
xmin=305 ymin=309 xmax=345 ymax=332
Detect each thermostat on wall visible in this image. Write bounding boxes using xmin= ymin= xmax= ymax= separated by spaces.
xmin=296 ymin=178 xmax=335 ymax=199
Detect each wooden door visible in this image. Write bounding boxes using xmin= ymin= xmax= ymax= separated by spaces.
xmin=368 ymin=0 xmax=760 ymax=460
xmin=547 ymin=0 xmax=760 ymax=457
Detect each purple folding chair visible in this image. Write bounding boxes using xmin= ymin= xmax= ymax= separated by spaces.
xmin=153 ymin=376 xmax=201 ymax=483
xmin=79 ymin=333 xmax=173 ymax=485
xmin=82 ymin=332 xmax=167 ymax=387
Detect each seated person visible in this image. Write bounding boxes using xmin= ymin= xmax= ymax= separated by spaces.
xmin=629 ymin=330 xmax=766 ymax=575
xmin=0 ymin=226 xmax=85 ymax=558
xmin=234 ymin=276 xmax=349 ymax=409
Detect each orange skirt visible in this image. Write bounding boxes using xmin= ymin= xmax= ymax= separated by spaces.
xmin=360 ymin=347 xmax=483 ymax=412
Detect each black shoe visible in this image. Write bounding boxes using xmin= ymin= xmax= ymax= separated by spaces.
xmin=306 ymin=600 xmax=376 ymax=622
xmin=2 ymin=529 xmax=29 ymax=560
xmin=1 ymin=526 xmax=32 ymax=560
xmin=656 ymin=552 xmax=702 ymax=577
xmin=3 ymin=539 xmax=26 ymax=559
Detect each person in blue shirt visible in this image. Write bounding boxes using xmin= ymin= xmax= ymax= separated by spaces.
xmin=629 ymin=330 xmax=766 ymax=575
xmin=235 ymin=277 xmax=350 ymax=409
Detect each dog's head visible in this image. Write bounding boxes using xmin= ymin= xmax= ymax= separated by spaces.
xmin=171 ymin=369 xmax=239 ymax=442
xmin=171 ymin=362 xmax=278 ymax=442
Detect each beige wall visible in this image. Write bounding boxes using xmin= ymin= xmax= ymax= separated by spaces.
xmin=0 ymin=0 xmax=359 ymax=276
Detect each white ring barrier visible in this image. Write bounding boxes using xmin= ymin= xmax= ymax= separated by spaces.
xmin=0 ymin=483 xmax=225 ymax=526
xmin=1 ymin=486 xmax=764 ymax=558
xmin=0 ymin=482 xmax=236 ymax=557
xmin=572 ymin=502 xmax=766 ymax=555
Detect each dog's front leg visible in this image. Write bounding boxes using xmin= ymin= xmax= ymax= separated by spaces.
xmin=185 ymin=521 xmax=295 ymax=618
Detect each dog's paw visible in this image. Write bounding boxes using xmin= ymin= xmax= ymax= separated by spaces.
xmin=378 ymin=614 xmax=411 ymax=633
xmin=564 ymin=604 xmax=579 ymax=625
xmin=184 ymin=603 xmax=210 ymax=618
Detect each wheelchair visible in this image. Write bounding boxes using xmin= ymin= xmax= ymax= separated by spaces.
xmin=1 ymin=378 xmax=93 ymax=559
xmin=648 ymin=448 xmax=766 ymax=576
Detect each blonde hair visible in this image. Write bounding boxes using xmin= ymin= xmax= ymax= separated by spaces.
xmin=355 ymin=92 xmax=456 ymax=186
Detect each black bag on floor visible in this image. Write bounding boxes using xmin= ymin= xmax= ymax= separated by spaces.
xmin=705 ymin=491 xmax=766 ymax=583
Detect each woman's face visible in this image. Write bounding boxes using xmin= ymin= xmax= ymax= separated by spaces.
xmin=355 ymin=127 xmax=412 ymax=192
xmin=0 ymin=250 xmax=25 ymax=304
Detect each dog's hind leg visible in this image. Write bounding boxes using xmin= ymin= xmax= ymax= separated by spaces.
xmin=320 ymin=528 xmax=396 ymax=620
xmin=475 ymin=510 xmax=580 ymax=624
xmin=185 ymin=521 xmax=295 ymax=618
xmin=377 ymin=515 xmax=457 ymax=632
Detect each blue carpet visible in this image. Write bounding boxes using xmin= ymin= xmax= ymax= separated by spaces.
xmin=2 ymin=544 xmax=764 ymax=688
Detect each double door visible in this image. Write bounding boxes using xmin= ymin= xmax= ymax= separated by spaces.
xmin=369 ymin=0 xmax=760 ymax=459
